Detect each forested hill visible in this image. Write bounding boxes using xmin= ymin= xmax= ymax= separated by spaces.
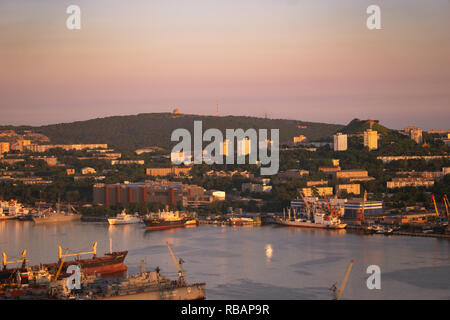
xmin=2 ymin=113 xmax=344 ymax=150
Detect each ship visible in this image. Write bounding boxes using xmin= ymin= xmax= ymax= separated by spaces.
xmin=277 ymin=193 xmax=346 ymax=229
xmin=0 ymin=242 xmax=205 ymax=300
xmin=108 ymin=209 xmax=143 ymax=225
xmin=32 ymin=202 xmax=81 ymax=225
xmin=143 ymin=209 xmax=189 ymax=231
xmin=1 ymin=243 xmax=128 ymax=285
xmin=276 ymin=211 xmax=347 ymax=229
xmin=0 ymin=200 xmax=29 ymax=221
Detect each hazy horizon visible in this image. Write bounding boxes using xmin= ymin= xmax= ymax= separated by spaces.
xmin=1 ymin=0 xmax=449 ymax=130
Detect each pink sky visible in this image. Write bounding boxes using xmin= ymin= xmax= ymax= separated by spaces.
xmin=1 ymin=0 xmax=449 ymax=129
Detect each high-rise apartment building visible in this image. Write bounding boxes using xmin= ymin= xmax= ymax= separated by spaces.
xmin=364 ymin=129 xmax=378 ymax=150
xmin=333 ymin=133 xmax=348 ymax=151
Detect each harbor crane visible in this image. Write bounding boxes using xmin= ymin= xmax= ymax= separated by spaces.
xmin=441 ymin=195 xmax=449 ymax=219
xmin=58 ymin=242 xmax=98 ymax=260
xmin=431 ymin=194 xmax=440 ymax=217
xmin=166 ymin=241 xmax=186 ymax=285
xmin=2 ymin=250 xmax=27 ymax=270
xmin=335 ymin=260 xmax=354 ymax=300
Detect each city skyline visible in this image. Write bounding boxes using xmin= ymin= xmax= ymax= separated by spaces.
xmin=1 ymin=0 xmax=449 ymax=129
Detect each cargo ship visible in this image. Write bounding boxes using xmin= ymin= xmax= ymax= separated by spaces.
xmin=0 ymin=242 xmax=205 ymax=300
xmin=1 ymin=243 xmax=128 ymax=284
xmin=144 ymin=209 xmax=189 ymax=230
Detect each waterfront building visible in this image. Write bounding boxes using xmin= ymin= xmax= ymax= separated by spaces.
xmin=93 ymin=180 xmax=213 ymax=207
xmin=344 ymin=199 xmax=383 ymax=219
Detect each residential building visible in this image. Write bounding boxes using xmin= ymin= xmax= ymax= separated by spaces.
xmin=363 ymin=129 xmax=378 ymax=150
xmin=0 ymin=142 xmax=10 ymax=154
xmin=25 ymin=144 xmax=108 ymax=152
xmin=93 ymin=180 xmax=213 ymax=207
xmin=278 ymin=169 xmax=309 ymax=179
xmin=306 ymin=180 xmax=328 ymax=187
xmin=387 ymin=177 xmax=434 ymax=189
xmin=301 ymin=187 xmax=333 ymax=197
xmin=81 ymin=167 xmax=97 ymax=175
xmin=335 ymin=169 xmax=368 ymax=180
xmin=242 ymin=183 xmax=272 ymax=193
xmin=293 ymin=135 xmax=307 ymax=144
xmin=333 ymin=133 xmax=348 ymax=151
xmin=146 ymin=167 xmax=192 ymax=177
xmin=319 ymin=166 xmax=341 ymax=174
xmin=111 ymin=160 xmax=145 ymax=165
xmin=336 ymin=184 xmax=361 ymax=195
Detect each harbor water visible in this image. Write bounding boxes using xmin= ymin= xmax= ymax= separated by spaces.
xmin=0 ymin=220 xmax=449 ymax=299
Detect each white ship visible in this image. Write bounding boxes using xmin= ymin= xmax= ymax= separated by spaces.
xmin=108 ymin=210 xmax=142 ymax=225
xmin=0 ymin=200 xmax=30 ymax=221
xmin=276 ymin=211 xmax=347 ymax=229
xmin=277 ymin=193 xmax=346 ymax=229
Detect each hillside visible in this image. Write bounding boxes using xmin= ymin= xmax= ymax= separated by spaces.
xmin=338 ymin=118 xmax=392 ymax=135
xmin=2 ymin=113 xmax=343 ymax=150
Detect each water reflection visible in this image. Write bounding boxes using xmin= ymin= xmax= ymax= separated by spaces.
xmin=0 ymin=221 xmax=448 ymax=299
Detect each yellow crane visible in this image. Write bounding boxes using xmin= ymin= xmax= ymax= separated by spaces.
xmin=166 ymin=242 xmax=185 ymax=283
xmin=54 ymin=248 xmax=70 ymax=281
xmin=442 ymin=195 xmax=449 ymax=219
xmin=2 ymin=250 xmax=27 ymax=270
xmin=336 ymin=260 xmax=354 ymax=300
xmin=431 ymin=194 xmax=440 ymax=217
xmin=58 ymin=242 xmax=97 ymax=260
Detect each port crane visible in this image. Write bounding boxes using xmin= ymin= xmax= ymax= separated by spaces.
xmin=1 ymin=250 xmax=27 ymax=270
xmin=58 ymin=242 xmax=98 ymax=260
xmin=441 ymin=195 xmax=449 ymax=220
xmin=54 ymin=248 xmax=70 ymax=281
xmin=298 ymin=191 xmax=312 ymax=219
xmin=335 ymin=260 xmax=354 ymax=300
xmin=166 ymin=242 xmax=186 ymax=285
xmin=431 ymin=194 xmax=440 ymax=217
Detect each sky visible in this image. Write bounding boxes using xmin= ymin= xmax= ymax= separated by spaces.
xmin=0 ymin=0 xmax=449 ymax=129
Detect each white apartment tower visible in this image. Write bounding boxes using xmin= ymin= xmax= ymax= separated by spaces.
xmin=333 ymin=133 xmax=348 ymax=151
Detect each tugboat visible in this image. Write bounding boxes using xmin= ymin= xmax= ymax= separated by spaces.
xmin=108 ymin=209 xmax=142 ymax=225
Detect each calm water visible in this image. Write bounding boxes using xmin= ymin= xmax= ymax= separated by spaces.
xmin=1 ymin=220 xmax=449 ymax=300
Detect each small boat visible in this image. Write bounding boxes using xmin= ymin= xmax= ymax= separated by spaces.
xmin=108 ymin=210 xmax=142 ymax=225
